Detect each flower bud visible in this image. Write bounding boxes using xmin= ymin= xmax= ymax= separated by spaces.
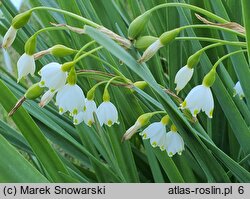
xmin=128 ymin=12 xmax=151 ymax=40
xmin=24 ymin=83 xmax=44 ymax=100
xmin=187 ymin=52 xmax=202 ymax=69
xmin=202 ymin=69 xmax=216 ymax=87
xmin=133 ymin=81 xmax=148 ymax=90
xmin=2 ymin=26 xmax=17 ymax=48
xmin=134 ymin=36 xmax=158 ymax=50
xmin=138 ymin=39 xmax=163 ymax=63
xmin=122 ymin=112 xmax=153 ymax=141
xmin=159 ymin=28 xmax=180 ymax=46
xmin=50 ymin=44 xmax=76 ymax=57
xmin=12 ymin=10 xmax=32 ymax=29
xmin=25 ymin=35 xmax=37 ymax=55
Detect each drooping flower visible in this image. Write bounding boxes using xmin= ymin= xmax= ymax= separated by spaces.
xmin=39 ymin=62 xmax=67 ymax=90
xmin=2 ymin=26 xmax=17 ymax=49
xmin=174 ymin=65 xmax=194 ymax=94
xmin=39 ymin=89 xmax=56 ymax=108
xmin=165 ymin=125 xmax=184 ymax=157
xmin=181 ymin=84 xmax=214 ymax=118
xmin=73 ymin=111 xmax=84 ymax=125
xmin=140 ymin=122 xmax=166 ymax=148
xmin=140 ymin=116 xmax=169 ymax=149
xmin=82 ymin=99 xmax=97 ymax=126
xmin=233 ymin=81 xmax=245 ymax=99
xmin=56 ymin=84 xmax=85 ymax=115
xmin=17 ymin=53 xmax=35 ymax=82
xmin=96 ymin=101 xmax=119 ymax=127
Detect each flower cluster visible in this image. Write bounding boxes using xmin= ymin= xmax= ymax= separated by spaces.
xmin=124 ymin=114 xmax=185 ymax=157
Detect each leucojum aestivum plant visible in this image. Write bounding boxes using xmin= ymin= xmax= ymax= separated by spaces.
xmin=1 ymin=0 xmax=250 ymax=183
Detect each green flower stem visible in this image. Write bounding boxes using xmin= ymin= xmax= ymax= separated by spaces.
xmin=242 ymin=0 xmax=250 ymax=61
xmin=32 ymin=26 xmax=69 ymax=37
xmin=103 ymin=76 xmax=132 ymax=101
xmin=30 ymin=7 xmax=100 ymax=28
xmin=87 ymin=81 xmax=108 ymax=100
xmin=175 ymin=37 xmax=246 ymax=47
xmin=74 ymin=41 xmax=96 ymax=60
xmin=150 ymin=110 xmax=167 ymax=115
xmin=76 ymin=51 xmax=130 ymax=83
xmin=198 ymin=43 xmax=223 ymax=51
xmin=179 ymin=24 xmax=245 ymax=38
xmin=25 ymin=26 xmax=69 ymax=54
xmin=73 ymin=46 xmax=103 ymax=63
xmin=146 ymin=3 xmax=228 ymax=23
xmin=212 ymin=49 xmax=248 ymax=71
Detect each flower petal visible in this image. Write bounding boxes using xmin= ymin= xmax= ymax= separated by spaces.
xmin=17 ymin=53 xmax=35 ymax=81
xmin=174 ymin=65 xmax=194 ymax=93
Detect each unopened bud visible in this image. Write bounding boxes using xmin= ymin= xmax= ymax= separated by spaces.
xmin=138 ymin=39 xmax=163 ymax=63
xmin=39 ymin=90 xmax=56 ymax=107
xmin=159 ymin=28 xmax=180 ymax=46
xmin=24 ymin=83 xmax=44 ymax=99
xmin=50 ymin=44 xmax=76 ymax=57
xmin=133 ymin=81 xmax=148 ymax=90
xmin=2 ymin=26 xmax=17 ymax=48
xmin=122 ymin=112 xmax=153 ymax=141
xmin=128 ymin=12 xmax=151 ymax=40
xmin=202 ymin=69 xmax=216 ymax=87
xmin=134 ymin=36 xmax=158 ymax=50
xmin=12 ymin=10 xmax=32 ymax=29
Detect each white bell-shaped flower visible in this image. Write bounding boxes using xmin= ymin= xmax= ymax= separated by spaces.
xmin=96 ymin=101 xmax=119 ymax=127
xmin=233 ymin=81 xmax=245 ymax=99
xmin=39 ymin=89 xmax=56 ymax=107
xmin=2 ymin=26 xmax=17 ymax=49
xmin=165 ymin=130 xmax=184 ymax=157
xmin=17 ymin=53 xmax=35 ymax=82
xmin=83 ymin=99 xmax=97 ymax=126
xmin=174 ymin=65 xmax=194 ymax=94
xmin=56 ymin=84 xmax=85 ymax=115
xmin=181 ymin=84 xmax=214 ymax=118
xmin=140 ymin=122 xmax=166 ymax=148
xmin=73 ymin=111 xmax=85 ymax=125
xmin=39 ymin=62 xmax=67 ymax=90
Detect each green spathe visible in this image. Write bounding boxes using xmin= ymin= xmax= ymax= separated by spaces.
xmin=159 ymin=28 xmax=180 ymax=46
xmin=134 ymin=36 xmax=158 ymax=50
xmin=133 ymin=81 xmax=148 ymax=90
xmin=50 ymin=45 xmax=76 ymax=57
xmin=24 ymin=83 xmax=44 ymax=99
xmin=12 ymin=10 xmax=32 ymax=29
xmin=128 ymin=12 xmax=151 ymax=40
